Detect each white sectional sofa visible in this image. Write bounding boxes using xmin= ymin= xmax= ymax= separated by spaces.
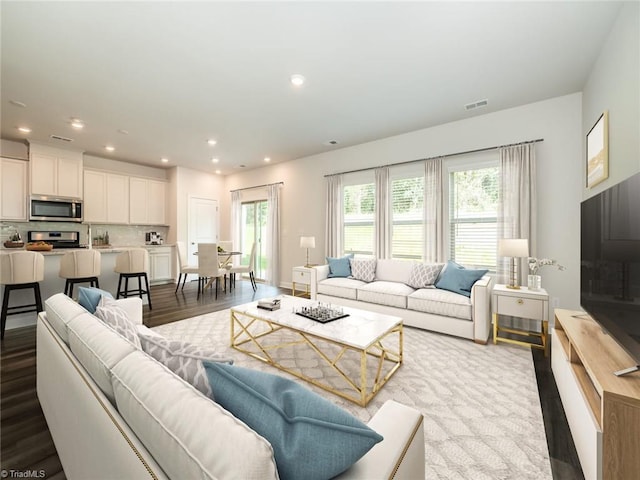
xmin=37 ymin=293 xmax=425 ymax=480
xmin=311 ymin=259 xmax=493 ymax=343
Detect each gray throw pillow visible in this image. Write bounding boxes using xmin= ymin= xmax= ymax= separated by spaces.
xmin=138 ymin=333 xmax=233 ymax=397
xmin=407 ymin=262 xmax=445 ymax=289
xmin=94 ymin=299 xmax=141 ymax=349
xmin=349 ymin=258 xmax=377 ymax=282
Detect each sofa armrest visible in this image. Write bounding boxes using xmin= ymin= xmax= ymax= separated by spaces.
xmin=471 ymin=275 xmax=493 ymax=344
xmin=114 ymin=297 xmax=144 ymax=325
xmin=336 ymin=400 xmax=425 ymax=480
xmin=311 ymin=265 xmax=329 ymax=299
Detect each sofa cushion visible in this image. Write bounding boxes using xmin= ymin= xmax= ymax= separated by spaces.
xmin=67 ymin=312 xmax=138 ymax=405
xmin=318 ymin=277 xmax=366 ymax=300
xmin=407 ymin=288 xmax=473 ymax=320
xmin=138 ymin=333 xmax=233 ymax=397
xmin=112 ymin=352 xmax=278 ymax=480
xmin=44 ymin=293 xmax=89 ymax=344
xmin=375 ymin=259 xmax=413 ymax=283
xmin=357 ymin=281 xmax=415 ymax=308
xmin=407 ymin=262 xmax=444 ymax=289
xmin=349 ymin=258 xmax=376 ymax=282
xmin=77 ymin=286 xmax=113 ymax=314
xmin=326 ymin=254 xmax=354 ymax=278
xmin=204 ymin=362 xmax=383 ymax=480
xmin=95 ymin=298 xmax=141 ymax=349
xmin=435 ymin=261 xmax=488 ymax=297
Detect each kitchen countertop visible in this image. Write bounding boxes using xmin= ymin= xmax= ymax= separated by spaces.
xmin=0 ymin=244 xmax=174 ymax=255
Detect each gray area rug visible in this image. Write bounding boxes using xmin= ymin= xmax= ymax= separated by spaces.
xmin=153 ymin=310 xmax=552 ymax=479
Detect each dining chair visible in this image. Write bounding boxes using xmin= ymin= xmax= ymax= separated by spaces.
xmin=229 ymin=242 xmax=257 ymax=291
xmin=197 ymin=243 xmax=224 ymax=299
xmin=175 ymin=241 xmax=199 ymax=293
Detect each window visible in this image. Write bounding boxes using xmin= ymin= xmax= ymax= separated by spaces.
xmin=447 ymin=159 xmax=498 ymax=270
xmin=343 ymin=173 xmax=375 ymax=255
xmin=390 ymin=166 xmax=424 ymax=260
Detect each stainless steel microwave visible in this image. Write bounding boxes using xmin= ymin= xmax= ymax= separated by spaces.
xmin=30 ymin=195 xmax=83 ymax=222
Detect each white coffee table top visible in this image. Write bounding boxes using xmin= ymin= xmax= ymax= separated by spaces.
xmin=231 ymin=295 xmax=402 ymax=349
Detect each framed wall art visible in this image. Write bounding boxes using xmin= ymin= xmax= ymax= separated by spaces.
xmin=586 ymin=111 xmax=609 ymax=188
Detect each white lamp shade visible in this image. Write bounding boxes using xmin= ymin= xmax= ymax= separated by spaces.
xmin=498 ymin=238 xmax=529 ymax=257
xmin=300 ymin=236 xmax=316 ymax=249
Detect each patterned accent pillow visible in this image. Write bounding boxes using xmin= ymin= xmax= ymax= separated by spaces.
xmin=349 ymin=258 xmax=377 ymax=282
xmin=94 ymin=300 xmax=141 ymax=349
xmin=138 ymin=333 xmax=233 ymax=397
xmin=407 ymin=262 xmax=445 ymax=289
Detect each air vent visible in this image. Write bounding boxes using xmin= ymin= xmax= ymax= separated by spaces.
xmin=464 ymin=99 xmax=489 ymax=111
xmin=50 ymin=134 xmax=74 ymax=142
xmin=323 ymin=140 xmax=339 ymax=146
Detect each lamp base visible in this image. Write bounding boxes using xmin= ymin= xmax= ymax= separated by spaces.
xmin=506 ymin=284 xmax=521 ymax=290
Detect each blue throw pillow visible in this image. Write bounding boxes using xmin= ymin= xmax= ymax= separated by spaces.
xmin=77 ymin=287 xmax=114 ymax=313
xmin=326 ymin=254 xmax=354 ymax=278
xmin=203 ymin=362 xmax=383 ymax=480
xmin=435 ymin=261 xmax=488 ymax=297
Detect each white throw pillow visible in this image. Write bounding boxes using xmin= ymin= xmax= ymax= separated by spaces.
xmin=95 ymin=297 xmax=141 ymax=349
xmin=138 ymin=333 xmax=233 ymax=397
xmin=407 ymin=262 xmax=445 ymax=289
xmin=349 ymin=258 xmax=377 ymax=282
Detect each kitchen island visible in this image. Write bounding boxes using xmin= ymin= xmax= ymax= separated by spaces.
xmin=0 ymin=245 xmax=174 ymax=331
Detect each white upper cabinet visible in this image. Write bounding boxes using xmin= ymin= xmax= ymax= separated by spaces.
xmin=29 ymin=143 xmax=83 ymax=198
xmin=0 ymin=157 xmax=28 ymax=221
xmin=84 ymin=170 xmax=130 ymax=224
xmin=129 ymin=177 xmax=166 ymax=225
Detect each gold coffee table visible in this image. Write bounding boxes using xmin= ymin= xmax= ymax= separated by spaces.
xmin=230 ymin=296 xmax=403 ymax=406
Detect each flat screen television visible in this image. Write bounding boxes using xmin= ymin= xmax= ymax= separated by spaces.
xmin=580 ymin=171 xmax=640 ymax=375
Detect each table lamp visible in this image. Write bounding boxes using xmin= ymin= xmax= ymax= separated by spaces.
xmin=498 ymin=238 xmax=529 ymax=289
xmin=300 ymin=236 xmax=315 ymax=267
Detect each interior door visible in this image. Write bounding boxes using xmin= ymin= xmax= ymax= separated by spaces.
xmin=188 ymin=197 xmax=218 ymax=265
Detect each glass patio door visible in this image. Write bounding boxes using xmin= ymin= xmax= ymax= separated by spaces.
xmin=240 ymin=200 xmax=268 ymax=281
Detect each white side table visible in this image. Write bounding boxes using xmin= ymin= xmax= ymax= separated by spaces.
xmin=491 ymin=284 xmax=549 ymax=355
xmin=292 ymin=266 xmax=314 ymax=298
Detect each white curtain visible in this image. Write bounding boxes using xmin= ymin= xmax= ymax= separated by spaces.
xmin=424 ymin=158 xmax=445 ymax=262
xmin=231 ymin=191 xmax=241 ymax=256
xmin=325 ymin=175 xmax=343 ymax=258
xmin=498 ymin=144 xmax=537 ymax=329
xmin=375 ymin=167 xmax=390 ymax=259
xmin=266 ymin=184 xmax=281 ymax=286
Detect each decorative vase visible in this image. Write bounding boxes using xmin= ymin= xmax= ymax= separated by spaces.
xmin=528 ymin=274 xmax=541 ymax=291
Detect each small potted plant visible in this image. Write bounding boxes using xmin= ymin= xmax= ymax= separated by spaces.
xmin=527 ymin=257 xmax=565 ymax=290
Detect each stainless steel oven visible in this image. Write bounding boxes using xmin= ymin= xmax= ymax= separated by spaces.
xmin=30 ymin=195 xmax=83 ymax=222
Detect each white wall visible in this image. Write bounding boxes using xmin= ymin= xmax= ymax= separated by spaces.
xmin=582 ymin=1 xmax=640 ymax=197
xmin=84 ymin=155 xmax=168 ymax=180
xmin=223 ymin=93 xmax=583 ymax=313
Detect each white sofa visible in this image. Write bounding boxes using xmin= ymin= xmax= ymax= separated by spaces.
xmin=311 ymin=259 xmax=493 ymax=343
xmin=37 ymin=293 xmax=425 ymax=480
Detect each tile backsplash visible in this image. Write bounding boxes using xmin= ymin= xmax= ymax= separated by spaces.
xmin=1 ymin=222 xmax=169 ymax=246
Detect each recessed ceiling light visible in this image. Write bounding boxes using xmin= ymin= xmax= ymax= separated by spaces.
xmin=105 ymin=145 xmax=115 ymax=152
xmin=161 ymin=158 xmax=169 ymax=163
xmin=71 ymin=119 xmax=84 ymax=129
xmin=10 ymin=100 xmax=27 ymax=108
xmin=207 ymin=139 xmax=217 ymax=146
xmin=264 ymin=157 xmax=271 ymax=162
xmin=17 ymin=126 xmax=32 ymax=133
xmin=212 ymin=158 xmax=219 ymax=163
xmin=290 ymin=74 xmax=305 ymax=87
xmin=215 ymin=169 xmax=221 ymax=175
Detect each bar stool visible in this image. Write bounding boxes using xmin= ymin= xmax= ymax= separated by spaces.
xmin=59 ymin=250 xmax=101 ymax=298
xmin=1 ymin=251 xmax=45 ymax=339
xmin=114 ymin=249 xmax=152 ymax=309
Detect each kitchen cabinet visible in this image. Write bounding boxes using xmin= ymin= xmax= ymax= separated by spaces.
xmin=84 ymin=170 xmax=129 ymax=224
xmin=29 ymin=143 xmax=83 ymax=198
xmin=147 ymin=246 xmax=173 ymax=285
xmin=129 ymin=177 xmax=166 ymax=225
xmin=0 ymin=157 xmax=28 ymax=221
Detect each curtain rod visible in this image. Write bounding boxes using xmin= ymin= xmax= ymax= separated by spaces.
xmin=230 ymin=181 xmax=284 ymax=193
xmin=324 ymin=138 xmax=544 ymax=177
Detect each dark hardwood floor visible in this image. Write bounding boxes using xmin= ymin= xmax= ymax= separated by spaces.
xmin=1 ymin=278 xmax=584 ymax=479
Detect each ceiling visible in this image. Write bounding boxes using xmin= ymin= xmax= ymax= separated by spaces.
xmin=1 ymin=1 xmax=622 ymax=175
